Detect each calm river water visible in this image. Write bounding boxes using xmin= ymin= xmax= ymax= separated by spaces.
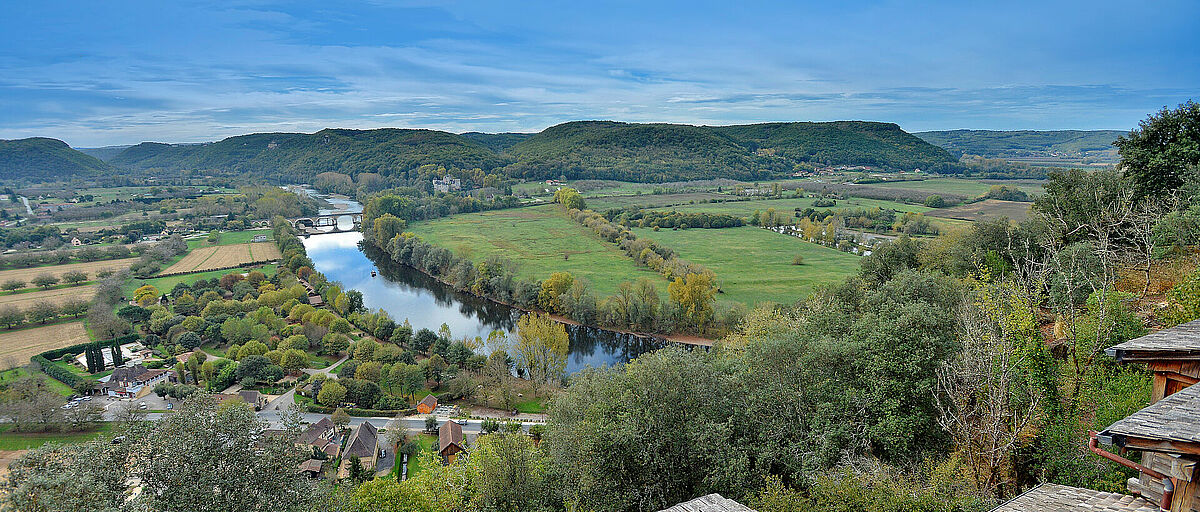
xmin=301 ymin=231 xmax=665 ymax=374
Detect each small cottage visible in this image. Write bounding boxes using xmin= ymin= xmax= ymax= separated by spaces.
xmin=417 ymin=394 xmax=438 ymax=414
xmin=438 ymin=420 xmax=466 ymax=464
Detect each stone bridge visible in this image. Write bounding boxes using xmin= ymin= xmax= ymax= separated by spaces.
xmin=288 ymin=213 xmax=363 ymax=233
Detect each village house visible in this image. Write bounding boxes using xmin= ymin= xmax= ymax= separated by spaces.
xmin=298 ymin=417 xmax=342 ymax=458
xmin=238 ymin=390 xmax=267 ymax=410
xmin=416 ymin=394 xmax=438 ymax=415
xmin=438 ymin=420 xmax=466 ymax=464
xmin=432 ymin=175 xmax=462 ymax=193
xmin=251 ymin=234 xmax=268 ymax=242
xmin=992 ymin=320 xmax=1200 ymax=511
xmin=338 ymin=422 xmax=379 ymax=479
xmin=98 ymin=364 xmax=172 ymax=398
xmin=70 ymin=237 xmax=82 ymax=246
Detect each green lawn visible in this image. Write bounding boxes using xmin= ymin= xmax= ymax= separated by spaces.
xmin=514 ymin=397 xmax=548 ymax=414
xmin=0 ymin=367 xmax=74 ymax=397
xmin=0 ymin=423 xmax=113 ymax=450
xmin=407 ymin=204 xmax=669 ymax=296
xmin=405 ymin=434 xmax=438 ymax=479
xmin=650 ymin=196 xmax=933 ymax=217
xmin=120 ymin=263 xmax=278 ymax=299
xmin=186 ymin=229 xmax=272 ymax=250
xmin=867 ymin=177 xmax=1046 ymax=197
xmin=632 ymin=226 xmax=861 ymax=307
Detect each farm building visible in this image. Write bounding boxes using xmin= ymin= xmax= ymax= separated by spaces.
xmin=417 ymin=394 xmax=438 ymax=414
xmin=297 ymin=459 xmax=324 ymax=479
xmin=991 ymin=320 xmax=1200 ymax=511
xmin=438 ymin=420 xmax=466 ymax=464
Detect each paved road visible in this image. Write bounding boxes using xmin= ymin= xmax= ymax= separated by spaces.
xmin=261 ymin=354 xmax=348 ymax=413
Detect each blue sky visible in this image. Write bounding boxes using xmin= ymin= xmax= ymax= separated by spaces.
xmin=1 ymin=1 xmax=1197 ymax=147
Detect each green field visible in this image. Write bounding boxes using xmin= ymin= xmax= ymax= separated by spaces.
xmin=404 ymin=434 xmax=438 ymax=479
xmin=585 ymin=192 xmax=733 ymax=211
xmin=867 ymin=178 xmax=1045 ymax=197
xmin=120 ymin=263 xmax=278 ymax=300
xmin=651 ymin=196 xmax=934 ymax=217
xmin=633 ymin=226 xmax=861 ymax=307
xmin=407 ymin=205 xmax=668 ymax=296
xmin=0 ymin=423 xmax=113 ymax=450
xmin=186 ymin=229 xmax=272 ymax=250
xmin=0 ymin=367 xmax=74 ymax=397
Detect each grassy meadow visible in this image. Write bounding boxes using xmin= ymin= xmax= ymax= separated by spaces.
xmin=633 ymin=226 xmax=861 ymax=307
xmin=406 ymin=204 xmax=668 ymax=297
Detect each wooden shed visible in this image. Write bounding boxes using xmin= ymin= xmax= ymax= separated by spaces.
xmin=417 ymin=394 xmax=438 ymax=415
xmin=438 ymin=420 xmax=466 ymax=464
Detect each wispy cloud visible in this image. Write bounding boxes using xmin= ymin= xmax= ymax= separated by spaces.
xmin=0 ymin=1 xmax=1197 ymax=146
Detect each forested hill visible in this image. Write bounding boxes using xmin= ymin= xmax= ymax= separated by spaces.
xmin=109 ymin=128 xmax=507 ymax=181
xmin=503 ymin=120 xmax=955 ymax=181
xmin=716 ymin=121 xmax=955 ymax=171
xmin=98 ymin=121 xmax=955 ymax=183
xmin=914 ymin=129 xmax=1127 ymax=159
xmin=0 ymin=137 xmax=113 ymax=178
xmin=460 ymin=132 xmax=533 ymax=153
xmin=75 ymin=145 xmax=134 ymax=161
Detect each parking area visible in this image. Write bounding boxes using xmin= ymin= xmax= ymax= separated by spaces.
xmin=431 ymin=405 xmax=458 ymax=416
xmin=100 ymin=393 xmax=174 ymax=414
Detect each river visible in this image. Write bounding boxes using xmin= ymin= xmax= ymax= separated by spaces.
xmin=298 ymin=194 xmax=666 ymax=374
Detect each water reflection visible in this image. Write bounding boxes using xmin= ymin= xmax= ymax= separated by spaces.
xmin=303 ymin=231 xmax=666 ymax=373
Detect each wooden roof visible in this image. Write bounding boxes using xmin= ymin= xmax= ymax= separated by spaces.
xmin=438 ymin=420 xmax=463 ymax=454
xmin=419 ymin=394 xmax=438 ymax=408
xmin=1101 ymin=380 xmax=1200 ymax=454
xmin=991 ymin=483 xmax=1156 ymax=512
xmin=659 ymin=494 xmax=755 ymax=512
xmin=1107 ymin=319 xmax=1200 ymax=361
xmin=343 ymin=422 xmax=378 ymax=459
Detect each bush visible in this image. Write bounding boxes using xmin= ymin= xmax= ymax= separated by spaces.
xmin=791 ymin=254 xmax=804 ymax=265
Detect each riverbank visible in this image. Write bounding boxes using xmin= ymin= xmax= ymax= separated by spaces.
xmin=360 ymin=235 xmax=716 ymax=347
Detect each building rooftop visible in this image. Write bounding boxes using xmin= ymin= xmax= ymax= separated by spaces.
xmin=1106 ymin=319 xmax=1200 ymax=361
xmin=1101 ymin=380 xmax=1200 ymax=450
xmin=438 ymin=420 xmax=463 ymax=454
xmin=659 ymin=494 xmax=755 ymax=512
xmin=343 ymin=422 xmax=378 ymax=459
xmin=991 ymin=483 xmax=1156 ymax=512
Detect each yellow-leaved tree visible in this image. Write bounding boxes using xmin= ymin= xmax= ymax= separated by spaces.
xmin=515 ymin=313 xmax=568 ymax=385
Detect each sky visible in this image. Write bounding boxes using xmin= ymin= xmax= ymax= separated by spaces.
xmin=1 ymin=0 xmax=1198 ymax=147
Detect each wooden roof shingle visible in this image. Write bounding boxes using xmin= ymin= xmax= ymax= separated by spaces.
xmin=1101 ymin=380 xmax=1200 ymax=448
xmin=1106 ymin=319 xmax=1200 ymax=361
xmin=991 ymin=483 xmax=1156 ymax=512
xmin=658 ymin=494 xmax=755 ymax=512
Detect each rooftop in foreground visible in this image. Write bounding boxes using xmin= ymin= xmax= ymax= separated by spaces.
xmin=991 ymin=483 xmax=1156 ymax=512
xmin=1107 ymin=319 xmax=1200 ymax=362
xmin=659 ymin=494 xmax=755 ymax=512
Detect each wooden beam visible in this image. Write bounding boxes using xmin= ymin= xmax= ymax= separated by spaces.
xmin=1122 ymin=437 xmax=1200 ymax=458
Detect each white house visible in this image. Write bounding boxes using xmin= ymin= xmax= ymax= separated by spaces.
xmin=98 ymin=364 xmax=172 ymax=398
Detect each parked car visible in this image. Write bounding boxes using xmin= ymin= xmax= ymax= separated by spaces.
xmin=454 ymin=419 xmax=468 ymax=426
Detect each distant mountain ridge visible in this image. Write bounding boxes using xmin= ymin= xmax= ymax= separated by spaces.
xmin=109 ymin=128 xmax=505 ymax=182
xmin=503 ymin=120 xmax=956 ymax=181
xmin=915 ymin=129 xmax=1126 ymax=160
xmin=76 ymin=145 xmax=134 ymax=161
xmin=0 ymin=137 xmax=112 ymax=179
xmin=5 ymin=121 xmax=958 ymax=183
